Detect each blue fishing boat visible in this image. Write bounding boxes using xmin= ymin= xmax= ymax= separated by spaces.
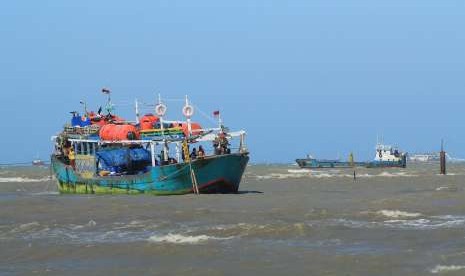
xmin=296 ymin=140 xmax=407 ymax=169
xmin=296 ymin=154 xmax=365 ymax=169
xmin=51 ymin=92 xmax=249 ymax=195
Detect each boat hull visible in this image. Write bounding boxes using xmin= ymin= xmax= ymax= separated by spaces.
xmin=365 ymin=160 xmax=407 ymax=168
xmin=51 ymin=153 xmax=249 ymax=195
xmin=296 ymin=159 xmax=365 ymax=169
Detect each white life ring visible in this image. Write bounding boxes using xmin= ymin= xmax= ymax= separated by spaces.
xmin=183 ymin=105 xmax=194 ymax=118
xmin=155 ymin=104 xmax=167 ymax=116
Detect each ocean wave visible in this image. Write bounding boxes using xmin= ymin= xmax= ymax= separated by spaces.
xmin=253 ymin=170 xmax=418 ymax=180
xmin=431 ymin=265 xmax=465 ymax=274
xmin=208 ymin=222 xmax=309 ymax=238
xmin=376 ymin=210 xmax=422 ymax=218
xmin=148 ymin=233 xmax=230 ymax=244
xmin=376 ymin=172 xmax=417 ymax=177
xmin=435 ymin=186 xmax=458 ymax=192
xmin=14 ymin=222 xmax=41 ymax=232
xmin=0 ymin=177 xmax=50 ymax=183
xmin=326 ymin=214 xmax=465 ymax=230
xmin=2 ymin=220 xmax=234 ymax=245
xmin=30 ymin=191 xmax=60 ymax=196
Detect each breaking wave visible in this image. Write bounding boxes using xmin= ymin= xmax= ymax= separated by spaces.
xmin=253 ymin=170 xmax=418 ymax=180
xmin=0 ymin=177 xmax=50 ymax=183
xmin=1 ymin=220 xmax=234 ymax=245
xmin=376 ymin=210 xmax=422 ymax=219
xmin=431 ymin=265 xmax=465 ymax=274
xmin=326 ymin=214 xmax=465 ymax=230
xmin=148 ymin=233 xmax=230 ymax=244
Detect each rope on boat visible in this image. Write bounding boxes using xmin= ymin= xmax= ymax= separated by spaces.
xmin=157 ymin=164 xmax=189 ymax=181
xmin=189 ymin=163 xmax=200 ymax=195
xmin=182 ymin=139 xmax=199 ymax=195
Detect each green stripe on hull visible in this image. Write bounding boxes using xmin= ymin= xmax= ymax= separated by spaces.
xmin=52 ymin=153 xmax=249 ymax=196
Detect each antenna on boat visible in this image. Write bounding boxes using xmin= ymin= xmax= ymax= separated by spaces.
xmin=213 ymin=110 xmax=223 ymax=132
xmin=183 ymin=95 xmax=194 ymax=137
xmin=79 ymin=100 xmax=88 ymax=115
xmin=135 ymin=99 xmax=140 ymax=124
xmin=102 ymin=88 xmax=113 ymax=114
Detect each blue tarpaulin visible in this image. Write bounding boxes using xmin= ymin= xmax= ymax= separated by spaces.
xmin=96 ymin=148 xmax=151 ymax=173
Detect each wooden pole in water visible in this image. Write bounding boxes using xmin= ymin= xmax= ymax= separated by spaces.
xmin=440 ymin=139 xmax=446 ymax=175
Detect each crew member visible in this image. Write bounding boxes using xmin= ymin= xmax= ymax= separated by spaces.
xmin=198 ymin=146 xmax=205 ymax=158
xmin=190 ymin=148 xmax=197 ymax=160
xmin=68 ymin=146 xmax=76 ymax=169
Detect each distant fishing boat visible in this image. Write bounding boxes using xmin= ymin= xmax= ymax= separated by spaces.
xmin=51 ymin=91 xmax=249 ymax=195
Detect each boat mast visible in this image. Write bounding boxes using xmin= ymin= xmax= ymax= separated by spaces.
xmin=80 ymin=100 xmax=88 ymax=115
xmin=135 ymin=98 xmax=140 ymax=124
xmin=155 ymin=94 xmax=168 ymax=163
xmin=183 ymin=95 xmax=194 ymax=137
xmin=218 ymin=111 xmax=223 ymax=131
xmin=102 ymin=88 xmax=113 ymax=115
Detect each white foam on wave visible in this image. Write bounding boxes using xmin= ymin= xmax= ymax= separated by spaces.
xmin=256 ymin=173 xmax=307 ymax=180
xmin=148 ymin=233 xmax=230 ymax=244
xmin=19 ymin=222 xmax=40 ymax=230
xmin=327 ymin=213 xmax=465 ymax=230
xmin=254 ymin=170 xmax=419 ymax=180
xmin=376 ymin=172 xmax=417 ymax=177
xmin=287 ymin=169 xmax=311 ymax=174
xmin=31 ymin=191 xmax=60 ymax=196
xmin=377 ymin=210 xmax=422 ymax=218
xmin=431 ymin=265 xmax=465 ymax=274
xmin=435 ymin=186 xmax=458 ymax=192
xmin=0 ymin=177 xmax=50 ymax=183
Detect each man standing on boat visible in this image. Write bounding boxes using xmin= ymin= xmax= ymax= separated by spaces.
xmin=68 ymin=146 xmax=76 ymax=169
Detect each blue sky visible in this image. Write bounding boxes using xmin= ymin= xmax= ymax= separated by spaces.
xmin=0 ymin=0 xmax=464 ymax=163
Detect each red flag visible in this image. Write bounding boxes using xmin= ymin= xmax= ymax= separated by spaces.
xmin=102 ymin=88 xmax=111 ymax=94
xmin=213 ymin=110 xmax=220 ymax=117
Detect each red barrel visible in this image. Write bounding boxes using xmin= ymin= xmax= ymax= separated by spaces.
xmin=99 ymin=124 xmax=140 ymax=141
xmin=140 ymin=114 xmax=159 ymax=130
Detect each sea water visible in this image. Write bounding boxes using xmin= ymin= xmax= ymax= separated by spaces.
xmin=1 ymin=163 xmax=465 ymax=275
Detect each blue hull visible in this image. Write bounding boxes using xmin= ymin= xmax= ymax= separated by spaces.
xmin=296 ymin=159 xmax=365 ymax=169
xmin=366 ymin=160 xmax=407 ymax=168
xmin=52 ymin=153 xmax=249 ymax=195
xmin=296 ymin=158 xmax=407 ymax=169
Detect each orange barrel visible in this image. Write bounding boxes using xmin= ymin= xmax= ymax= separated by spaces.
xmin=99 ymin=124 xmax=140 ymax=141
xmin=140 ymin=114 xmax=159 ymax=130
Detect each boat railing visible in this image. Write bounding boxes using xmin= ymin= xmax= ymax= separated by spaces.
xmin=56 ymin=129 xmax=247 ymax=168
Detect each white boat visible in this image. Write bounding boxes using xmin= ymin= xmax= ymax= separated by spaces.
xmin=409 ymin=153 xmax=440 ymax=162
xmin=367 ymin=143 xmax=407 ymax=168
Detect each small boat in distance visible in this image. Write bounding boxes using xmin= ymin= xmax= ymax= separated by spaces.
xmin=32 ymin=159 xmax=45 ymax=166
xmin=366 ymin=143 xmax=407 ymax=168
xmin=409 ymin=152 xmax=441 ymax=162
xmin=32 ymin=154 xmax=45 ymax=166
xmin=296 ymin=142 xmax=407 ymax=169
xmin=296 ymin=153 xmax=365 ymax=169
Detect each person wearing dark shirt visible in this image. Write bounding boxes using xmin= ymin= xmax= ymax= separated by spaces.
xmin=190 ymin=148 xmax=197 ymax=160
